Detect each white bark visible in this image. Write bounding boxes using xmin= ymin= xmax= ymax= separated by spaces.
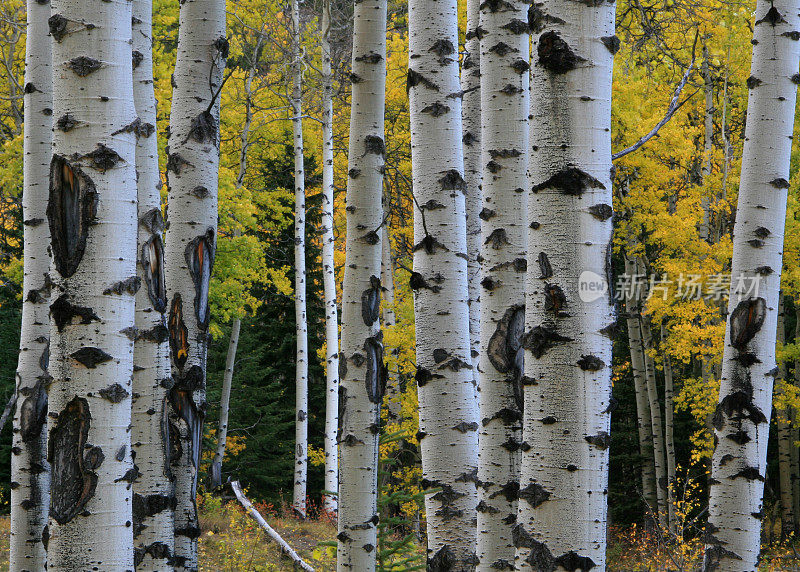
xmin=640 ymin=313 xmax=668 ymax=523
xmin=662 ymin=324 xmax=677 ymax=533
xmin=46 ymin=0 xmax=138 ymax=567
xmin=516 ymin=0 xmax=615 ymax=566
xmin=699 ymin=47 xmax=713 ymax=242
xmin=131 ymin=0 xmax=174 ymax=567
xmin=475 ymin=0 xmax=529 ymax=568
xmin=408 ymin=0 xmax=479 ymax=566
xmin=290 ymin=0 xmax=309 ymax=517
xmin=10 ymin=0 xmax=51 ymax=566
xmin=164 ymin=0 xmax=226 ymax=567
xmin=336 ymin=1 xmax=386 ymax=569
xmin=231 ymin=481 xmax=315 ymax=572
xmin=381 ymin=227 xmax=401 ymax=424
xmin=704 ymin=0 xmax=800 ymax=568
xmin=623 ymin=253 xmax=656 ymax=514
xmin=320 ymin=0 xmax=340 ymax=516
xmin=463 ymin=0 xmax=482 ymax=371
xmin=776 ymin=295 xmax=795 ymax=537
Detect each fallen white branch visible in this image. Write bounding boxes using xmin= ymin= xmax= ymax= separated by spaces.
xmin=230 ymin=480 xmax=316 ymax=571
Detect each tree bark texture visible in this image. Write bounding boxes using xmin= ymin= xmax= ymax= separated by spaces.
xmin=704 ymin=0 xmax=800 ymax=568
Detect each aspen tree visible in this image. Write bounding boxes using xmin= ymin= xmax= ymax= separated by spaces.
xmin=516 ymin=0 xmax=616 ymax=565
xmin=776 ymin=295 xmax=795 ymax=537
xmin=290 ymin=0 xmax=309 ymax=516
xmin=10 ymin=0 xmax=51 ymax=566
xmin=475 ymin=0 xmax=529 ymax=568
xmin=704 ymin=0 xmax=800 ymax=567
xmin=320 ymin=0 xmax=340 ymax=515
xmin=46 ymin=0 xmax=138 ymax=567
xmin=130 ymin=0 xmax=174 ymax=567
xmin=336 ymin=0 xmax=387 ymax=568
xmin=164 ymin=0 xmax=226 ymax=566
xmin=408 ymin=0 xmax=480 ymax=566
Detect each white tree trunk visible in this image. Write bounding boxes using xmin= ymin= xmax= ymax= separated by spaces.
xmin=320 ymin=0 xmax=340 ymax=516
xmin=290 ymin=0 xmax=309 ymax=517
xmin=640 ymin=314 xmax=668 ymax=523
xmin=131 ymin=0 xmax=174 ymax=567
xmin=704 ymin=0 xmax=800 ymax=567
xmin=623 ymin=253 xmax=657 ymax=515
xmin=10 ymin=0 xmax=51 ymax=566
xmin=46 ymin=0 xmax=138 ymax=567
xmin=408 ymin=0 xmax=480 ymax=566
xmin=475 ymin=0 xmax=529 ymax=568
xmin=516 ymin=0 xmax=615 ymax=566
xmin=336 ymin=1 xmax=386 ymax=569
xmin=462 ymin=0 xmax=482 ymax=371
xmin=164 ymin=0 xmax=226 ymax=566
xmin=662 ymin=324 xmax=677 ymax=533
xmin=381 ymin=226 xmax=401 ymax=424
xmin=699 ymin=47 xmax=714 ymax=242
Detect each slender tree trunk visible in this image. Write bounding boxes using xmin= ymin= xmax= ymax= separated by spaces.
xmin=320 ymin=0 xmax=340 ymax=515
xmin=776 ymin=294 xmax=795 ymax=538
xmin=704 ymin=1 xmax=800 ymax=568
xmin=10 ymin=0 xmax=51 ymax=566
xmin=381 ymin=227 xmax=401 ymax=425
xmin=794 ymin=312 xmax=800 ymax=532
xmin=699 ymin=46 xmax=714 ymax=242
xmin=516 ymin=0 xmax=616 ymax=566
xmin=336 ymin=0 xmax=387 ymax=569
xmin=46 ymin=0 xmax=138 ymax=567
xmin=130 ymin=0 xmax=174 ymax=567
xmin=209 ymin=23 xmax=263 ymax=491
xmin=662 ymin=324 xmax=677 ymax=533
xmin=165 ymin=0 xmax=226 ymax=566
xmin=475 ymin=0 xmax=529 ymax=568
xmin=640 ymin=308 xmax=668 ymax=524
xmin=290 ymin=0 xmax=310 ymax=517
xmin=463 ymin=0 xmax=482 ymax=371
xmin=408 ymin=0 xmax=480 ymax=566
xmin=623 ymin=253 xmax=657 ymax=517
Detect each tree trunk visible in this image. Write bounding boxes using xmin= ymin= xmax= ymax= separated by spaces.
xmin=699 ymin=46 xmax=714 ymax=242
xmin=320 ymin=0 xmax=340 ymax=515
xmin=662 ymin=324 xmax=677 ymax=533
xmin=776 ymin=294 xmax=795 ymax=538
xmin=46 ymin=0 xmax=138 ymax=567
xmin=475 ymin=0 xmax=529 ymax=568
xmin=640 ymin=307 xmax=668 ymax=524
xmin=164 ymin=0 xmax=226 ymax=565
xmin=794 ymin=311 xmax=800 ymax=533
xmin=704 ymin=1 xmax=800 ymax=568
xmin=290 ymin=0 xmax=309 ymax=517
xmin=381 ymin=226 xmax=401 ymax=425
xmin=516 ymin=0 xmax=616 ymax=566
xmin=130 ymin=0 xmax=174 ymax=567
xmin=623 ymin=253 xmax=657 ymax=517
xmin=209 ymin=20 xmax=263 ymax=492
xmin=335 ymin=0 xmax=387 ymax=569
xmin=408 ymin=0 xmax=480 ymax=566
xmin=10 ymin=0 xmax=51 ymax=566
xmin=463 ymin=0 xmax=482 ymax=371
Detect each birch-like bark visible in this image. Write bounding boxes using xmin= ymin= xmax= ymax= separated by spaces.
xmin=46 ymin=0 xmax=137 ymax=567
xmin=640 ymin=312 xmax=668 ymax=523
xmin=210 ymin=22 xmax=262 ymax=491
xmin=290 ymin=0 xmax=309 ymax=516
xmin=776 ymin=295 xmax=795 ymax=538
xmin=516 ymin=0 xmax=615 ymax=566
xmin=463 ymin=0 xmax=482 ymax=370
xmin=704 ymin=1 xmax=800 ymax=568
xmin=320 ymin=0 xmax=340 ymax=515
xmin=699 ymin=47 xmax=713 ymax=242
xmin=10 ymin=0 xmax=51 ymax=566
xmin=130 ymin=0 xmax=174 ymax=567
xmin=381 ymin=226 xmax=401 ymax=424
xmin=336 ymin=1 xmax=386 ymax=568
xmin=408 ymin=0 xmax=480 ymax=565
xmin=794 ymin=313 xmax=800 ymax=532
xmin=475 ymin=0 xmax=529 ymax=568
xmin=623 ymin=253 xmax=657 ymax=516
xmin=164 ymin=0 xmax=226 ymax=566
xmin=662 ymin=324 xmax=677 ymax=533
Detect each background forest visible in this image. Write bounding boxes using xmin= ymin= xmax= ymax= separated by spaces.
xmin=1 ymin=0 xmax=800 ymax=569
